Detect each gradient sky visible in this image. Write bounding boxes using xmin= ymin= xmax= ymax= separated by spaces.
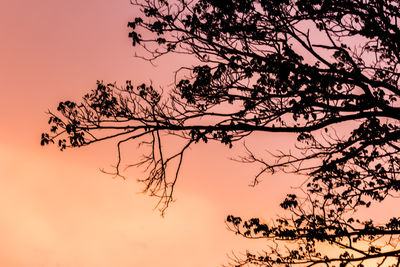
xmin=1 ymin=1 xmax=397 ymax=266
xmin=0 ymin=1 xmax=293 ymax=266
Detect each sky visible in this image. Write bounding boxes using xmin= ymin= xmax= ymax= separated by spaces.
xmin=1 ymin=1 xmax=398 ymax=266
xmin=0 ymin=1 xmax=299 ymax=266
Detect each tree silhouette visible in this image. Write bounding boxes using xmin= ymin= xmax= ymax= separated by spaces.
xmin=42 ymin=0 xmax=400 ymax=265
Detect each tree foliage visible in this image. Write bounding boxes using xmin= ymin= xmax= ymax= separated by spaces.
xmin=42 ymin=0 xmax=400 ymax=265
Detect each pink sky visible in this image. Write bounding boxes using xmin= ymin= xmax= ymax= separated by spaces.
xmin=1 ymin=1 xmax=397 ymax=266
xmin=0 ymin=1 xmax=296 ymax=266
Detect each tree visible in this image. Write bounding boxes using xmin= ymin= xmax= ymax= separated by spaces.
xmin=42 ymin=0 xmax=400 ymax=265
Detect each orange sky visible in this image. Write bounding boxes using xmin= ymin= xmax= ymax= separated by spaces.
xmin=1 ymin=1 xmax=397 ymax=266
xmin=0 ymin=1 xmax=295 ymax=266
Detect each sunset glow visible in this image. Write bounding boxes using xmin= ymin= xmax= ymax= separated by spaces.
xmin=0 ymin=1 xmax=294 ymax=266
xmin=3 ymin=0 xmax=399 ymax=266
